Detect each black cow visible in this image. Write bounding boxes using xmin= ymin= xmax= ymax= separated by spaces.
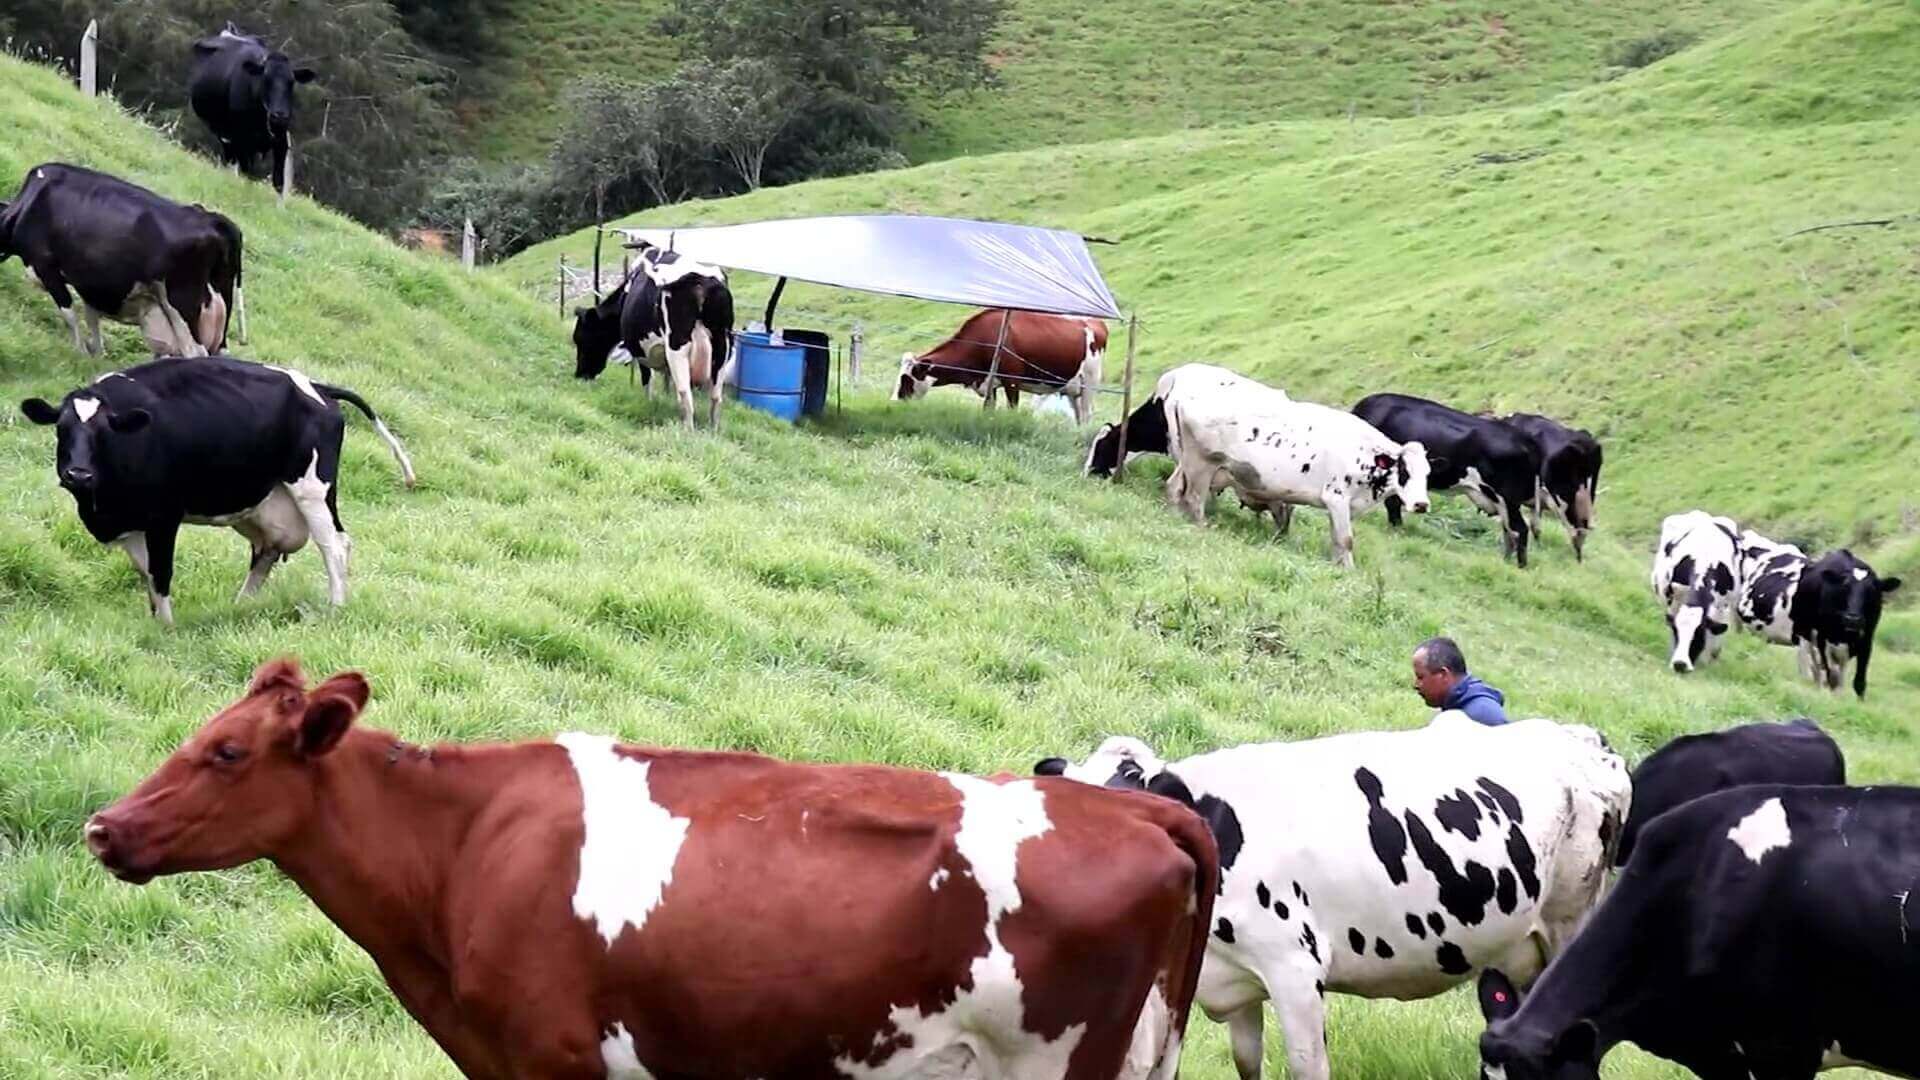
xmin=572 ymin=245 xmax=735 ymax=429
xmin=1480 ymin=784 xmax=1920 ymax=1079
xmin=1352 ymin=393 xmax=1542 ymax=567
xmin=1501 ymin=413 xmax=1603 ymax=561
xmin=1616 ymin=719 xmax=1844 ymax=865
xmin=187 ymin=26 xmax=316 ymax=199
xmin=19 ymin=356 xmax=414 ymax=625
xmin=0 ymin=164 xmax=243 ymax=357
xmin=1736 ymin=531 xmax=1902 ymax=698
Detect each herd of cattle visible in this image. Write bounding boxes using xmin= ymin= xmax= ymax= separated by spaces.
xmin=2 ymin=28 xmax=1915 ymax=1077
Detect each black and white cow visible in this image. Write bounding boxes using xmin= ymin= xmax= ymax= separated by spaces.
xmin=1082 ymin=363 xmax=1289 ymax=477
xmin=1736 ymin=530 xmax=1902 ymax=698
xmin=1352 ymin=393 xmax=1543 ymax=567
xmin=1615 ymin=718 xmax=1844 ymax=866
xmin=19 ymin=356 xmax=414 ymax=624
xmin=188 ymin=25 xmax=316 ymax=201
xmin=1651 ymin=510 xmax=1743 ymax=674
xmin=1036 ymin=720 xmax=1630 ymax=1080
xmin=1167 ymin=390 xmax=1434 ymax=568
xmin=572 ymin=245 xmax=736 ymax=429
xmin=0 ymin=163 xmax=243 ymax=357
xmin=1501 ymin=413 xmax=1603 ymax=561
xmin=1480 ymin=783 xmax=1920 ymax=1079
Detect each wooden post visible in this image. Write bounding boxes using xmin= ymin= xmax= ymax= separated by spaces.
xmin=461 ymin=219 xmax=476 ymax=272
xmin=980 ymin=308 xmax=1013 ymax=410
xmin=558 ymin=256 xmax=567 ymax=319
xmin=1113 ymin=312 xmax=1138 ymax=482
xmin=849 ymin=320 xmax=864 ymax=383
xmin=79 ymin=20 xmax=98 ymax=97
xmin=592 ymin=223 xmax=605 ymax=296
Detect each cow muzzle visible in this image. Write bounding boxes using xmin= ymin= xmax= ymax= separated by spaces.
xmin=1412 ymin=501 xmax=1430 ymax=514
xmin=60 ymin=466 xmax=96 ymax=491
xmin=85 ymin=813 xmax=155 ymax=885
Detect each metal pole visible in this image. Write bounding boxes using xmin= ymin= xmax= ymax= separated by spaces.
xmin=1113 ymin=312 xmax=1138 ymax=482
xmin=79 ymin=20 xmax=97 ymax=97
xmin=981 ymin=308 xmax=1013 ymax=410
xmin=592 ymin=223 xmax=604 ymax=296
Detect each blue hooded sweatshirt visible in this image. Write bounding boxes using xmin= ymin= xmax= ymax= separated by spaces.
xmin=1443 ymin=675 xmax=1508 ymax=726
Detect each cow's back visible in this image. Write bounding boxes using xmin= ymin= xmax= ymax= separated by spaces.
xmin=1618 ymin=720 xmax=1844 ymax=864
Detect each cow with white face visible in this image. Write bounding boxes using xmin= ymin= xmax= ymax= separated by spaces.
xmin=1036 ymin=722 xmax=1630 ymax=1080
xmin=1166 ymin=391 xmax=1434 ymax=568
xmin=1651 ymin=510 xmax=1743 ymax=674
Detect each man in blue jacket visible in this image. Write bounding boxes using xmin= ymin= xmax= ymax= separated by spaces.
xmin=1412 ymin=636 xmax=1509 ymax=726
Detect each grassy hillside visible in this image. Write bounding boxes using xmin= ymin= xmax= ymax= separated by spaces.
xmin=1 ymin=3 xmax=1914 ymax=1074
xmin=459 ymin=0 xmax=1793 ymax=162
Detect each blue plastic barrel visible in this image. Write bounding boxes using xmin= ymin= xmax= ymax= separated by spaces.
xmin=734 ymin=331 xmax=808 ymax=422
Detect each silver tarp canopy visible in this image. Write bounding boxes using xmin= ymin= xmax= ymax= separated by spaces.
xmin=615 ymin=214 xmax=1122 ymax=320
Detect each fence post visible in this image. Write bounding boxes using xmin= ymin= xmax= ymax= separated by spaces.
xmin=1113 ymin=312 xmax=1138 ymax=482
xmin=279 ymin=137 xmax=294 ymax=207
xmin=79 ymin=20 xmax=98 ymax=97
xmin=849 ymin=321 xmax=864 ymax=383
xmin=461 ymin=218 xmax=476 ymax=272
xmin=558 ymin=256 xmax=567 ymax=319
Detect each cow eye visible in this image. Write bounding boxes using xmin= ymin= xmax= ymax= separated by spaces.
xmin=212 ymin=741 xmax=246 ymax=765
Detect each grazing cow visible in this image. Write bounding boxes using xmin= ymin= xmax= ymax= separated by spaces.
xmin=894 ymin=309 xmax=1107 ymax=424
xmin=1035 ymin=721 xmax=1630 ymax=1080
xmin=1651 ymin=510 xmax=1743 ymax=674
xmin=0 ymin=163 xmax=243 ymax=357
xmin=1083 ymin=363 xmax=1289 ymax=477
xmin=188 ymin=25 xmax=316 ymax=200
xmin=1736 ymin=531 xmax=1901 ymax=698
xmin=1615 ymin=718 xmax=1844 ymax=866
xmin=1480 ymin=784 xmax=1920 ymax=1079
xmin=19 ymin=356 xmax=414 ymax=625
xmin=1352 ymin=393 xmax=1542 ymax=567
xmin=1501 ymin=413 xmax=1603 ymax=561
xmin=1167 ymin=390 xmax=1433 ymax=568
xmin=572 ymin=245 xmax=736 ymax=429
xmin=87 ymin=658 xmax=1219 ymax=1080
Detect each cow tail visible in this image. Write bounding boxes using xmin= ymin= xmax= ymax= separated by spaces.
xmin=314 ymin=383 xmax=417 ymax=489
xmin=210 ymin=213 xmax=246 ymax=344
xmin=1162 ymin=805 xmax=1219 ymax=1058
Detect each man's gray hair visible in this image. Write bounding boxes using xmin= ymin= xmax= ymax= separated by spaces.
xmin=1415 ymin=636 xmax=1468 ymax=675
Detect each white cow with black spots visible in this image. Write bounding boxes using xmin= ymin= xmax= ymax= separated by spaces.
xmin=1651 ymin=510 xmax=1744 ymax=673
xmin=1165 ymin=389 xmax=1434 ymax=567
xmin=1037 ymin=719 xmax=1630 ymax=1080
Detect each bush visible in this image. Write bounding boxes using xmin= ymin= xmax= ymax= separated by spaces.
xmin=1609 ymin=29 xmax=1699 ymax=70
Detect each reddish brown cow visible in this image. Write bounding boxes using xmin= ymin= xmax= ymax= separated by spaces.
xmin=894 ymin=309 xmax=1109 ymax=424
xmin=86 ymin=658 xmax=1218 ymax=1080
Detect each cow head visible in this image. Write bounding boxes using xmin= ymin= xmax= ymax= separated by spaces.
xmin=893 ymin=354 xmax=933 ymax=401
xmin=1805 ymin=551 xmax=1900 ymax=697
xmin=244 ymin=51 xmax=317 ymax=134
xmin=86 ymin=658 xmax=368 ymax=885
xmin=20 ymin=390 xmax=151 ymax=495
xmin=1668 ymin=559 xmax=1736 ymax=674
xmin=1379 ymin=440 xmax=1434 ymax=513
xmin=572 ymin=302 xmax=622 ymax=380
xmin=1083 ymin=422 xmax=1121 ymax=477
xmin=1477 ymin=970 xmax=1601 ymax=1079
xmin=1034 ymin=736 xmax=1168 ymax=789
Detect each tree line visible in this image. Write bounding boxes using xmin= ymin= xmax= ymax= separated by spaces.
xmin=2 ymin=0 xmax=1003 ymax=255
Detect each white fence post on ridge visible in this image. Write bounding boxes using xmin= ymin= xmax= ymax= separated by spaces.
xmin=79 ymin=20 xmax=98 ymax=97
xmin=461 ymin=218 xmax=476 ymax=272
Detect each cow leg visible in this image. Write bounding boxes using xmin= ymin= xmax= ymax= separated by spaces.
xmin=83 ymin=306 xmax=103 ymax=356
xmin=1326 ymin=496 xmax=1356 ymax=569
xmin=26 ymin=260 xmax=86 ymax=353
xmin=273 ymin=135 xmax=291 ymax=205
xmin=156 ymin=282 xmax=206 ymax=357
xmin=1383 ymin=493 xmax=1404 ymax=527
xmin=166 ymin=279 xmax=214 ymax=357
xmin=1505 ymin=493 xmax=1531 ymax=569
xmin=287 ymin=460 xmax=350 ymax=607
xmin=1003 ymin=384 xmax=1020 ymax=410
xmin=664 ymin=346 xmax=697 ymax=429
xmin=1269 ymin=977 xmax=1331 ymax=1080
xmin=1272 ymin=502 xmax=1295 ymax=537
xmin=1226 ymin=1004 xmax=1266 ymax=1080
xmin=1529 ymin=483 xmax=1544 ymax=539
xmin=131 ymin=524 xmax=180 ymax=626
xmin=1177 ymin=468 xmax=1212 ymax=526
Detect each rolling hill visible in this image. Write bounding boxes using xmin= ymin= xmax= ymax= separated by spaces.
xmin=1 ymin=1 xmax=1915 ymax=1075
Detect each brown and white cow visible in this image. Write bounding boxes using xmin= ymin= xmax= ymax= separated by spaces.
xmin=86 ymin=658 xmax=1218 ymax=1080
xmin=894 ymin=309 xmax=1108 ymax=424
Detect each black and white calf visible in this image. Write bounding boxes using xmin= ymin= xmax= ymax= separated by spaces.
xmin=1036 ymin=720 xmax=1630 ymax=1080
xmin=1615 ymin=718 xmax=1844 ymax=865
xmin=1501 ymin=413 xmax=1602 ymax=561
xmin=1352 ymin=393 xmax=1543 ymax=567
xmin=1651 ymin=510 xmax=1743 ymax=674
xmin=188 ymin=25 xmax=317 ymax=201
xmin=0 ymin=163 xmax=243 ymax=357
xmin=1736 ymin=531 xmax=1901 ymax=698
xmin=1480 ymin=784 xmax=1920 ymax=1079
xmin=19 ymin=356 xmax=414 ymax=624
xmin=572 ymin=245 xmax=736 ymax=429
xmin=1082 ymin=363 xmax=1289 ymax=477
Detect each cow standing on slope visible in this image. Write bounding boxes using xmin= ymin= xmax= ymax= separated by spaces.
xmin=188 ymin=26 xmax=316 ymax=202
xmin=0 ymin=164 xmax=243 ymax=357
xmin=1735 ymin=530 xmax=1901 ymax=698
xmin=19 ymin=357 xmax=414 ymax=625
xmin=1036 ymin=720 xmax=1630 ymax=1080
xmin=895 ymin=309 xmax=1107 ymax=424
xmin=1352 ymin=393 xmax=1542 ymax=568
xmin=88 ymin=658 xmax=1218 ymax=1080
xmin=1652 ymin=510 xmax=1744 ymax=674
xmin=572 ymin=245 xmax=736 ymax=429
xmin=1501 ymin=412 xmax=1603 ymax=561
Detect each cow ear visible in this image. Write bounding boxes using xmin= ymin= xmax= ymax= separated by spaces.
xmin=242 ymin=57 xmax=266 ymax=75
xmin=1551 ymin=1019 xmax=1599 ymax=1064
xmin=1881 ymin=576 xmax=1901 ymax=594
xmin=1477 ymin=969 xmax=1520 ymax=1022
xmin=1033 ymin=757 xmax=1068 ymax=776
xmin=1373 ymin=452 xmax=1394 ymax=470
xmin=294 ymin=672 xmax=369 ymax=758
xmin=294 ymin=67 xmax=317 ymax=84
xmin=20 ymin=398 xmax=60 ymax=425
xmin=108 ymin=408 xmax=150 ymax=433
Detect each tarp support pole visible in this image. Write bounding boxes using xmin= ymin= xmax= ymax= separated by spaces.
xmin=981 ymin=308 xmax=1013 ymax=410
xmin=593 ymin=224 xmax=605 ymax=297
xmin=1113 ymin=312 xmax=1138 ymax=482
xmin=763 ymin=276 xmax=789 ymax=329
